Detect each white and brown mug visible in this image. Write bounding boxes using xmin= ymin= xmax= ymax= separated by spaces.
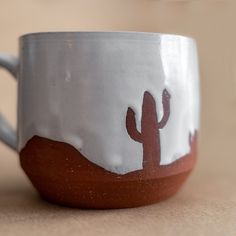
xmin=0 ymin=32 xmax=200 ymax=209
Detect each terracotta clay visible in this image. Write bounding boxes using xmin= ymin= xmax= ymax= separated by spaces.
xmin=126 ymin=90 xmax=171 ymax=170
xmin=20 ymin=91 xmax=197 ymax=209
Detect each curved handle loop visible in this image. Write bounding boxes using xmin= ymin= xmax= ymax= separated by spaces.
xmin=0 ymin=53 xmax=18 ymax=151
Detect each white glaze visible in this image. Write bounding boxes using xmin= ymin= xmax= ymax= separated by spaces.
xmin=18 ymin=32 xmax=200 ymax=174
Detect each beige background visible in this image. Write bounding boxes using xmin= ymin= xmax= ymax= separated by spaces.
xmin=0 ymin=1 xmax=236 ymax=235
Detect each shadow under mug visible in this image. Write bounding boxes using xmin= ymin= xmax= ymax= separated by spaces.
xmin=0 ymin=31 xmax=200 ymax=209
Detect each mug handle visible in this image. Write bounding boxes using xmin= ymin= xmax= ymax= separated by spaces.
xmin=0 ymin=53 xmax=18 ymax=151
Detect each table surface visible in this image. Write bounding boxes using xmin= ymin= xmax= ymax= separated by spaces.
xmin=1 ymin=1 xmax=236 ymax=235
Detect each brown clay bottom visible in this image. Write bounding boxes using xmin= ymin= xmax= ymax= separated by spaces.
xmin=20 ymin=135 xmax=197 ymax=209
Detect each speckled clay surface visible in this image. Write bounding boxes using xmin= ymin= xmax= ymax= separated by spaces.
xmin=20 ymin=133 xmax=197 ymax=209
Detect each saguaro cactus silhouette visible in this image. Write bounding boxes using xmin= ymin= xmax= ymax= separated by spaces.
xmin=126 ymin=89 xmax=171 ymax=169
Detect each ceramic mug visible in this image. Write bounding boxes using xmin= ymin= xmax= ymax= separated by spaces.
xmin=0 ymin=32 xmax=200 ymax=209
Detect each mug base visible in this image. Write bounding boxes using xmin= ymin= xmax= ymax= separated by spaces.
xmin=20 ymin=136 xmax=196 ymax=209
xmin=38 ymin=171 xmax=191 ymax=209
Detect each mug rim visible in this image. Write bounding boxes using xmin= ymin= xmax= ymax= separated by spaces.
xmin=20 ymin=31 xmax=195 ymax=42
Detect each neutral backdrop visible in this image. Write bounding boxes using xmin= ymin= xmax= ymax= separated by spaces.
xmin=0 ymin=1 xmax=235 ymax=235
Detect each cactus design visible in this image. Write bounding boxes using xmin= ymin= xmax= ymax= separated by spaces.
xmin=126 ymin=89 xmax=171 ymax=169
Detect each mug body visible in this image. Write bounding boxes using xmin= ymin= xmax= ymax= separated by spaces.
xmin=18 ymin=32 xmax=200 ymax=208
